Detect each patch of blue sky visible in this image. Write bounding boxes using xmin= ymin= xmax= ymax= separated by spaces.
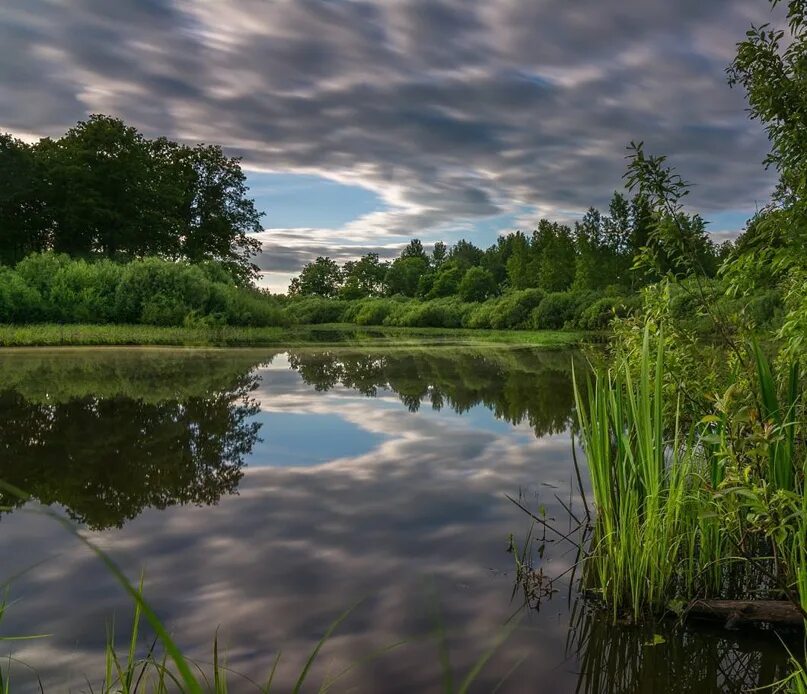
xmin=704 ymin=209 xmax=755 ymax=235
xmin=247 ymin=411 xmax=389 ymax=467
xmin=246 ymin=172 xmax=386 ymax=229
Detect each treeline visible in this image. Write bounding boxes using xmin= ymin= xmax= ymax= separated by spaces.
xmin=0 ymin=115 xmax=262 ymax=283
xmin=283 ymin=191 xmax=742 ymax=330
xmin=289 ymin=193 xmax=730 ymax=302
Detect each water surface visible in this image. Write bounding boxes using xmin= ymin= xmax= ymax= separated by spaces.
xmin=0 ymin=347 xmax=792 ymax=692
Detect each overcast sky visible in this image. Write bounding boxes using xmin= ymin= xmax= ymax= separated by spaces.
xmin=0 ymin=0 xmax=783 ymax=291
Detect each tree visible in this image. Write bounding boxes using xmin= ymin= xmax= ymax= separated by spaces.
xmin=459 ymin=267 xmax=497 ymax=302
xmin=385 ymin=256 xmax=428 ymax=296
xmin=532 ymin=220 xmax=576 ymax=292
xmin=400 ymin=238 xmax=428 ymax=261
xmin=506 ymin=232 xmax=532 ymax=289
xmin=172 ymin=142 xmax=263 ymax=284
xmin=431 ymin=241 xmax=447 ymax=267
xmin=447 ymin=239 xmax=484 ymax=269
xmin=0 ymin=135 xmax=49 ymax=265
xmin=428 ymin=263 xmax=464 ymax=298
xmin=727 ymin=0 xmax=807 ymax=357
xmin=294 ymin=257 xmax=342 ymax=297
xmin=339 ymin=252 xmax=387 ymax=298
xmin=0 ymin=115 xmax=263 ymax=283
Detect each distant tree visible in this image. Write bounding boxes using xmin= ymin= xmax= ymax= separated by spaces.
xmin=400 ymin=238 xmax=428 ymax=261
xmin=447 ymin=239 xmax=484 ymax=269
xmin=385 ymin=256 xmax=428 ymax=296
xmin=458 ymin=267 xmax=497 ymax=302
xmin=295 ymin=257 xmax=342 ymax=297
xmin=431 ymin=241 xmax=447 ymax=267
xmin=428 ymin=263 xmax=464 ymax=298
xmin=339 ymin=252 xmax=387 ymax=298
xmin=506 ymin=232 xmax=533 ymax=289
xmin=532 ymin=221 xmax=576 ymax=292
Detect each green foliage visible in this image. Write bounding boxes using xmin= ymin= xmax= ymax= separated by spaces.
xmin=385 ymin=256 xmax=429 ymax=297
xmin=531 ymin=291 xmax=595 ymax=330
xmin=0 ymin=253 xmax=286 ymax=327
xmin=384 ymin=298 xmax=470 ymax=328
xmin=291 ymin=256 xmax=342 ymax=298
xmin=284 ymin=295 xmax=348 ymax=324
xmin=427 ymin=264 xmax=465 ymax=299
xmin=458 ymin=267 xmax=497 ymax=302
xmin=1 ymin=115 xmax=262 ymax=282
xmin=487 ymin=289 xmax=545 ymax=329
xmin=577 ymin=295 xmax=640 ymax=331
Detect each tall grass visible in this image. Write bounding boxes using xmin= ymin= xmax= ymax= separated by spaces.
xmin=573 ymin=329 xmax=734 ymax=618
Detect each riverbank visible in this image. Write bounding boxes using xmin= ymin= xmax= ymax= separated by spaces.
xmin=0 ymin=323 xmax=591 ymax=348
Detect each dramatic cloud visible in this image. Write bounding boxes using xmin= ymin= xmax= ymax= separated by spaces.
xmin=0 ymin=0 xmax=784 ymax=287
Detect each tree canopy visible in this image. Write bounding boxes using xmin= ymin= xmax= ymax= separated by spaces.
xmin=0 ymin=115 xmax=263 ymax=283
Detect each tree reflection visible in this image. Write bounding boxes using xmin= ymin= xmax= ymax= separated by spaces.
xmin=287 ymin=347 xmax=581 ymax=437
xmin=568 ymin=600 xmax=795 ymax=693
xmin=0 ymin=352 xmax=263 ymax=529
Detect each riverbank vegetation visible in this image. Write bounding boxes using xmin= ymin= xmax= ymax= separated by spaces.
xmin=556 ymin=2 xmax=807 ymax=687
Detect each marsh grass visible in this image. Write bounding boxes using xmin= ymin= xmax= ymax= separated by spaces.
xmin=573 ymin=329 xmax=728 ymax=618
xmin=0 ymin=322 xmax=587 ymax=348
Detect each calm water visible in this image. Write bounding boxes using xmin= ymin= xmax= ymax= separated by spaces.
xmin=0 ymin=347 xmax=792 ymax=692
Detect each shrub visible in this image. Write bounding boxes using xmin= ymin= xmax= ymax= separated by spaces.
xmin=488 ymin=289 xmax=545 ymax=329
xmin=531 ymin=291 xmax=596 ymax=329
xmin=462 ymin=300 xmax=496 ymax=328
xmin=49 ymin=258 xmax=121 ymax=323
xmin=284 ymin=296 xmax=348 ymax=324
xmin=353 ymin=299 xmax=400 ymax=326
xmin=384 ymin=298 xmax=469 ymax=328
xmin=0 ymin=267 xmax=44 ymax=322
xmin=114 ymin=259 xmax=211 ymax=326
xmin=578 ymin=295 xmax=641 ymax=330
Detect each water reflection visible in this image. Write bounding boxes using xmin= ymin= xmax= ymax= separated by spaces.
xmin=288 ymin=347 xmax=577 ymax=436
xmin=0 ymin=347 xmax=794 ymax=693
xmin=0 ymin=351 xmax=262 ymax=528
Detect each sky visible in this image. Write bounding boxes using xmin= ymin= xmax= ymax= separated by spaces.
xmin=0 ymin=0 xmax=784 ymax=292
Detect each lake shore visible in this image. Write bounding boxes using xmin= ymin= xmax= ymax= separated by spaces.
xmin=0 ymin=323 xmax=591 ymax=348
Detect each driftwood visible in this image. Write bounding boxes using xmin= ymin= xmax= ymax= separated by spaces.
xmin=686 ymin=599 xmax=805 ymax=629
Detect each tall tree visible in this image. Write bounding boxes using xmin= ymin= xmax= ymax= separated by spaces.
xmin=0 ymin=135 xmax=49 ymax=264
xmin=293 ymin=257 xmax=342 ymax=297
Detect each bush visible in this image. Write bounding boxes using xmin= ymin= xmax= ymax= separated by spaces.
xmin=488 ymin=289 xmax=545 ymax=329
xmin=577 ymin=295 xmax=641 ymax=330
xmin=462 ymin=300 xmax=496 ymax=328
xmin=353 ymin=299 xmax=401 ymax=326
xmin=0 ymin=267 xmax=44 ymax=322
xmin=49 ymin=258 xmax=121 ymax=323
xmin=114 ymin=259 xmax=211 ymax=326
xmin=384 ymin=298 xmax=469 ymax=328
xmin=284 ymin=296 xmax=348 ymax=324
xmin=531 ymin=291 xmax=597 ymax=329
xmin=3 ymin=252 xmax=287 ymax=327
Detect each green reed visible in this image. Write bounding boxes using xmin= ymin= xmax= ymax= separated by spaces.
xmin=573 ymin=329 xmax=728 ymax=619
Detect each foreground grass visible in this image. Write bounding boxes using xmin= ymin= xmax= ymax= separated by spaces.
xmin=0 ymin=323 xmax=589 ymax=348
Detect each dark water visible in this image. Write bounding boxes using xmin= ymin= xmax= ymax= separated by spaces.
xmin=0 ymin=347 xmax=793 ymax=692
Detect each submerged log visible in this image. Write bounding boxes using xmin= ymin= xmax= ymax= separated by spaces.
xmin=685 ymin=599 xmax=805 ymax=629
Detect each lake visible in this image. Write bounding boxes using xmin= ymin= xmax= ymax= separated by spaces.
xmin=0 ymin=346 xmax=792 ymax=692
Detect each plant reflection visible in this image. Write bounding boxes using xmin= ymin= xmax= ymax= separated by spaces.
xmin=287 ymin=347 xmax=580 ymax=437
xmin=0 ymin=352 xmax=262 ymax=529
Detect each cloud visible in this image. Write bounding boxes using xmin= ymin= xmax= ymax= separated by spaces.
xmin=0 ymin=0 xmax=784 ymax=279
xmin=0 ymin=352 xmax=586 ymax=692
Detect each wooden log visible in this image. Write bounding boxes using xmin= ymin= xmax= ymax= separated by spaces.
xmin=685 ymin=599 xmax=805 ymax=629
